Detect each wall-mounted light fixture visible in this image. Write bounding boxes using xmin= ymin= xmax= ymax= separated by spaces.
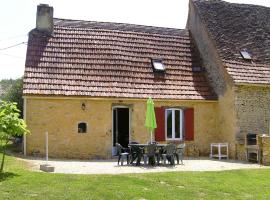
xmin=81 ymin=103 xmax=86 ymax=110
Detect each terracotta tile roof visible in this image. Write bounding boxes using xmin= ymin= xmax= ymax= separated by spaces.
xmin=24 ymin=18 xmax=217 ymax=100
xmin=193 ymin=0 xmax=270 ymax=85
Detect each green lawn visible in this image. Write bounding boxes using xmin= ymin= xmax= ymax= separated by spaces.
xmin=1 ymin=153 xmax=270 ymax=200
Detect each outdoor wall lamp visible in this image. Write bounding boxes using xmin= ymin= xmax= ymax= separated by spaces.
xmin=81 ymin=103 xmax=86 ymax=110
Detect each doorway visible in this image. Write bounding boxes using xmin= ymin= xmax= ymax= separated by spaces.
xmin=112 ymin=107 xmax=130 ymax=152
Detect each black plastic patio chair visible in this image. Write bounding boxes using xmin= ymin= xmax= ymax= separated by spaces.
xmin=129 ymin=142 xmax=144 ymax=166
xmin=162 ymin=144 xmax=176 ymax=165
xmin=174 ymin=143 xmax=185 ymax=164
xmin=115 ymin=143 xmax=129 ymax=166
xmin=143 ymin=143 xmax=157 ymax=166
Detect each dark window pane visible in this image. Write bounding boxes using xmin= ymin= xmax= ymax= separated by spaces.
xmin=166 ymin=110 xmax=172 ymax=138
xmin=175 ymin=110 xmax=180 ymax=138
xmin=78 ymin=122 xmax=87 ymax=133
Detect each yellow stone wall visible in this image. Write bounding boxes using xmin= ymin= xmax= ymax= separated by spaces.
xmin=25 ymin=97 xmax=219 ymax=159
xmin=258 ymin=135 xmax=270 ymax=165
xmin=218 ymin=84 xmax=237 ymax=158
xmin=187 ymin=1 xmax=237 ymax=158
xmin=235 ymin=85 xmax=270 ymax=136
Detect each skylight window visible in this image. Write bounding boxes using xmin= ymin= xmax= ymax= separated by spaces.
xmin=192 ymin=66 xmax=205 ymax=72
xmin=240 ymin=50 xmax=252 ymax=60
xmin=152 ymin=59 xmax=165 ymax=72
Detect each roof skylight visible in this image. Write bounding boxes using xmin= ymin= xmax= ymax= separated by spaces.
xmin=240 ymin=50 xmax=252 ymax=60
xmin=192 ymin=66 xmax=205 ymax=72
xmin=152 ymin=59 xmax=165 ymax=72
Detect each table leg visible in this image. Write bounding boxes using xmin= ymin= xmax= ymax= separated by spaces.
xmin=226 ymin=144 xmax=229 ymax=159
xmin=210 ymin=144 xmax=212 ymax=158
xmin=218 ymin=144 xmax=221 ymax=160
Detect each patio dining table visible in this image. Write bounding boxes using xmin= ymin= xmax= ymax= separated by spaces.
xmin=128 ymin=143 xmax=168 ymax=165
xmin=128 ymin=143 xmax=168 ymax=148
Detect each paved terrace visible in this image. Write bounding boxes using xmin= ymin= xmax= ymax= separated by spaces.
xmin=22 ymin=157 xmax=268 ymax=174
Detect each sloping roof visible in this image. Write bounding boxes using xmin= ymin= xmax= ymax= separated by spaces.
xmin=193 ymin=0 xmax=270 ymax=85
xmin=24 ymin=18 xmax=216 ymax=100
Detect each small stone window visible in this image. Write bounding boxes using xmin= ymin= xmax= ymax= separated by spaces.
xmin=78 ymin=122 xmax=87 ymax=133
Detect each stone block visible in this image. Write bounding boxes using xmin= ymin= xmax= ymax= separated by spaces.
xmin=40 ymin=164 xmax=55 ymax=172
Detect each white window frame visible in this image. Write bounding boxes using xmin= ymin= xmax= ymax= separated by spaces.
xmin=165 ymin=108 xmax=183 ymax=140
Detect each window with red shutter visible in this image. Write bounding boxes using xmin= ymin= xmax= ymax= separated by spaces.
xmin=154 ymin=107 xmax=165 ymax=141
xmin=184 ymin=108 xmax=194 ymax=141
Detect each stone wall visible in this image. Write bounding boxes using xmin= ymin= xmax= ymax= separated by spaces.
xmin=235 ymin=85 xmax=270 ymax=137
xmin=25 ymin=97 xmax=219 ymax=159
xmin=186 ymin=0 xmax=232 ymax=96
xmin=235 ymin=144 xmax=246 ymax=161
xmin=187 ymin=0 xmax=237 ymax=158
xmin=218 ymin=85 xmax=238 ymax=158
xmin=258 ymin=135 xmax=270 ymax=165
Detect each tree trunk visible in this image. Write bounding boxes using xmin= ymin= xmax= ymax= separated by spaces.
xmin=0 ymin=142 xmax=7 ymax=172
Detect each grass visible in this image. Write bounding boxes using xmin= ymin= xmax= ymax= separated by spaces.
xmin=1 ymin=153 xmax=270 ymax=200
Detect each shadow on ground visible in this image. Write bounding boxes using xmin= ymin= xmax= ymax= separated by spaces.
xmin=0 ymin=172 xmax=19 ymax=182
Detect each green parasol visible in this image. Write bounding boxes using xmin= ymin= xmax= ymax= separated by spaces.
xmin=145 ymin=97 xmax=157 ymax=143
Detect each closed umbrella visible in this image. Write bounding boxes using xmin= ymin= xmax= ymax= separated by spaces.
xmin=145 ymin=97 xmax=157 ymax=143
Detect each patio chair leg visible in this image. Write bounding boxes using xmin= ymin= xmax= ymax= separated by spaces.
xmin=143 ymin=155 xmax=147 ymax=165
xmin=176 ymin=154 xmax=179 ymax=164
xmin=126 ymin=155 xmax=129 ymax=165
xmin=121 ymin=157 xmax=124 ymax=166
xmin=172 ymin=157 xmax=175 ymax=166
xmin=156 ymin=154 xmax=160 ymax=165
xmin=118 ymin=155 xmax=121 ymax=165
xmin=162 ymin=155 xmax=166 ymax=164
xmin=149 ymin=156 xmax=155 ymax=166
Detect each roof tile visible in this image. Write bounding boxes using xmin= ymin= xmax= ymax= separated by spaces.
xmin=24 ymin=18 xmax=216 ymax=100
xmin=194 ymin=0 xmax=270 ymax=85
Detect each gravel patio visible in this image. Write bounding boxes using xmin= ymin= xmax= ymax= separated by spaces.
xmin=22 ymin=157 xmax=268 ymax=174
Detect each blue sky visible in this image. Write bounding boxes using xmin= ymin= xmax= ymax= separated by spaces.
xmin=0 ymin=0 xmax=269 ymax=80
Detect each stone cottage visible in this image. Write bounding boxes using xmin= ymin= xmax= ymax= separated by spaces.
xmin=23 ymin=0 xmax=270 ymax=160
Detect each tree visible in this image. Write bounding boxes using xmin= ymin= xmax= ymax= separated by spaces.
xmin=0 ymin=101 xmax=29 ymax=172
xmin=0 ymin=79 xmax=15 ymax=93
xmin=2 ymin=78 xmax=23 ymax=118
xmin=0 ymin=79 xmax=15 ymax=100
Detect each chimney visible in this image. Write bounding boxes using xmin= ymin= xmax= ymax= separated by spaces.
xmin=36 ymin=4 xmax=54 ymax=35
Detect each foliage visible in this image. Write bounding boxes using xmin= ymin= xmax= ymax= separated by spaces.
xmin=1 ymin=154 xmax=270 ymax=200
xmin=1 ymin=78 xmax=23 ymax=118
xmin=0 ymin=79 xmax=15 ymax=93
xmin=0 ymin=101 xmax=29 ymax=172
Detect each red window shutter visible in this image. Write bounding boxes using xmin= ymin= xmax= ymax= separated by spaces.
xmin=184 ymin=108 xmax=194 ymax=141
xmin=155 ymin=107 xmax=165 ymax=141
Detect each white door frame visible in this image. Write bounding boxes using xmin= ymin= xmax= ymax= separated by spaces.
xmin=112 ymin=106 xmax=131 ymax=155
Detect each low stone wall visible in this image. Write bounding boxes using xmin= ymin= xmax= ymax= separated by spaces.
xmin=236 ymin=143 xmax=246 ymax=161
xmin=185 ymin=143 xmax=199 ymax=157
xmin=258 ymin=135 xmax=270 ymax=165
